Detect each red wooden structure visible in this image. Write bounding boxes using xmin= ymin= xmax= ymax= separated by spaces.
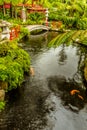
xmin=17 ymin=0 xmax=46 ymax=13
xmin=3 ymin=2 xmax=11 ymax=9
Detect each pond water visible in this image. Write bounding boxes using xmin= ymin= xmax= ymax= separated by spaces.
xmin=0 ymin=31 xmax=87 ymax=130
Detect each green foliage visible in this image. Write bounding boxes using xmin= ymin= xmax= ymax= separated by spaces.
xmin=77 ymin=18 xmax=87 ymax=29
xmin=0 ymin=41 xmax=31 ymax=91
xmin=48 ymin=1 xmax=87 ymax=29
xmin=19 ymin=26 xmax=30 ymax=40
xmin=28 ymin=12 xmax=45 ymax=24
xmin=20 ymin=26 xmax=29 ymax=35
xmin=48 ymin=30 xmax=87 ymax=47
xmin=48 ymin=31 xmax=75 ymax=47
xmin=0 ymin=41 xmax=18 ymax=56
xmin=0 ymin=101 xmax=5 ymax=111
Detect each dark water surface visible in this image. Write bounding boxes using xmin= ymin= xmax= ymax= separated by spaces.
xmin=0 ymin=31 xmax=87 ymax=130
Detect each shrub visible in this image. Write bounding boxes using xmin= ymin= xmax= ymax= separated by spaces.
xmin=0 ymin=41 xmax=31 ymax=91
xmin=28 ymin=12 xmax=45 ymax=23
xmin=77 ymin=18 xmax=87 ymax=30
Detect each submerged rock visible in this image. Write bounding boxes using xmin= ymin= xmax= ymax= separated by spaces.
xmin=0 ymin=81 xmax=8 ymax=90
xmin=0 ymin=89 xmax=5 ymax=101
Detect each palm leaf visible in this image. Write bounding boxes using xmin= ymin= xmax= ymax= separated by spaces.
xmin=48 ymin=31 xmax=75 ymax=47
xmin=48 ymin=33 xmax=62 ymax=47
xmin=54 ymin=31 xmax=74 ymax=47
xmin=49 ymin=30 xmax=87 ymax=48
xmin=71 ymin=30 xmax=82 ymax=41
xmin=66 ymin=30 xmax=76 ymax=45
xmin=54 ymin=32 xmax=69 ymax=47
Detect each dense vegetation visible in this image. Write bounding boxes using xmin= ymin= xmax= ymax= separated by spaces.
xmin=0 ymin=41 xmax=31 ymax=91
xmin=48 ymin=0 xmax=87 ymax=30
xmin=0 ymin=0 xmax=87 ymax=30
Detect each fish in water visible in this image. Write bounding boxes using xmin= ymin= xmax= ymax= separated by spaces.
xmin=70 ymin=89 xmax=84 ymax=100
xmin=30 ymin=67 xmax=35 ymax=76
xmin=78 ymin=94 xmax=84 ymax=100
xmin=70 ymin=89 xmax=80 ymax=95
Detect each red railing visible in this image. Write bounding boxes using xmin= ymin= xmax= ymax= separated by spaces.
xmin=4 ymin=3 xmax=11 ymax=9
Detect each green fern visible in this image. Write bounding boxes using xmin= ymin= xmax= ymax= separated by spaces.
xmin=66 ymin=30 xmax=76 ymax=45
xmin=71 ymin=30 xmax=82 ymax=41
xmin=48 ymin=31 xmax=75 ymax=47
xmin=49 ymin=30 xmax=87 ymax=47
xmin=54 ymin=31 xmax=72 ymax=47
xmin=48 ymin=33 xmax=62 ymax=47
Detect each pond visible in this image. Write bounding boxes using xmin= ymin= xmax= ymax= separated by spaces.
xmin=0 ymin=31 xmax=87 ymax=130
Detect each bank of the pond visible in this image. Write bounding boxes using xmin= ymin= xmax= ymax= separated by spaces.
xmin=0 ymin=40 xmax=31 ymax=110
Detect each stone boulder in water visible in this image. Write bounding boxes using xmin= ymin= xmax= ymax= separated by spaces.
xmin=0 ymin=89 xmax=5 ymax=101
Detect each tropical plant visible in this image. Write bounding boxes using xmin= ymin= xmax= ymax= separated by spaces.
xmin=0 ymin=41 xmax=31 ymax=91
xmin=48 ymin=30 xmax=87 ymax=47
xmin=28 ymin=12 xmax=45 ymax=23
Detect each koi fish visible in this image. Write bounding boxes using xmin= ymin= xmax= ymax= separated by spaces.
xmin=30 ymin=67 xmax=35 ymax=76
xmin=78 ymin=94 xmax=84 ymax=100
xmin=70 ymin=89 xmax=80 ymax=95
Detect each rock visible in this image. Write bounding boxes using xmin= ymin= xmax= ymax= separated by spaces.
xmin=0 ymin=81 xmax=8 ymax=90
xmin=0 ymin=89 xmax=5 ymax=101
xmin=30 ymin=67 xmax=35 ymax=76
xmin=68 ymin=104 xmax=79 ymax=112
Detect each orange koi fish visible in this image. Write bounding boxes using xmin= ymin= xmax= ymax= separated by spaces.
xmin=30 ymin=67 xmax=35 ymax=76
xmin=70 ymin=89 xmax=80 ymax=95
xmin=78 ymin=94 xmax=84 ymax=100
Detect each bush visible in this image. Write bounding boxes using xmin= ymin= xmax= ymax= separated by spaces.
xmin=77 ymin=18 xmax=87 ymax=30
xmin=0 ymin=41 xmax=31 ymax=91
xmin=0 ymin=41 xmax=18 ymax=56
xmin=28 ymin=12 xmax=45 ymax=23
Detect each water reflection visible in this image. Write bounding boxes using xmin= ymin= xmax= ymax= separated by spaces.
xmin=0 ymin=31 xmax=87 ymax=130
xmin=0 ymin=80 xmax=52 ymax=130
xmin=58 ymin=44 xmax=67 ymax=65
xmin=47 ymin=75 xmax=86 ymax=112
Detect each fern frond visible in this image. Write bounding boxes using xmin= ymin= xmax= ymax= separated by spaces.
xmin=54 ymin=31 xmax=75 ymax=47
xmin=72 ymin=4 xmax=83 ymax=13
xmin=48 ymin=33 xmax=62 ymax=47
xmin=83 ymin=30 xmax=87 ymax=38
xmin=49 ymin=30 xmax=87 ymax=48
xmin=71 ymin=30 xmax=82 ymax=41
xmin=54 ymin=32 xmax=68 ymax=46
xmin=66 ymin=30 xmax=76 ymax=45
xmin=79 ymin=30 xmax=86 ymax=40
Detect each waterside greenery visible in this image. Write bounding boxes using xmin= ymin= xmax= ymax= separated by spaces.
xmin=48 ymin=30 xmax=87 ymax=47
xmin=0 ymin=41 xmax=31 ymax=91
xmin=0 ymin=101 xmax=5 ymax=111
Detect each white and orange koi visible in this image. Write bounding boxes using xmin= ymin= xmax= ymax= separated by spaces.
xmin=78 ymin=94 xmax=84 ymax=100
xmin=70 ymin=89 xmax=80 ymax=95
xmin=30 ymin=67 xmax=35 ymax=76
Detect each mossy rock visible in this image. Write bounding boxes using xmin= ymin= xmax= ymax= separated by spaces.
xmin=0 ymin=81 xmax=8 ymax=90
xmin=0 ymin=89 xmax=5 ymax=102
